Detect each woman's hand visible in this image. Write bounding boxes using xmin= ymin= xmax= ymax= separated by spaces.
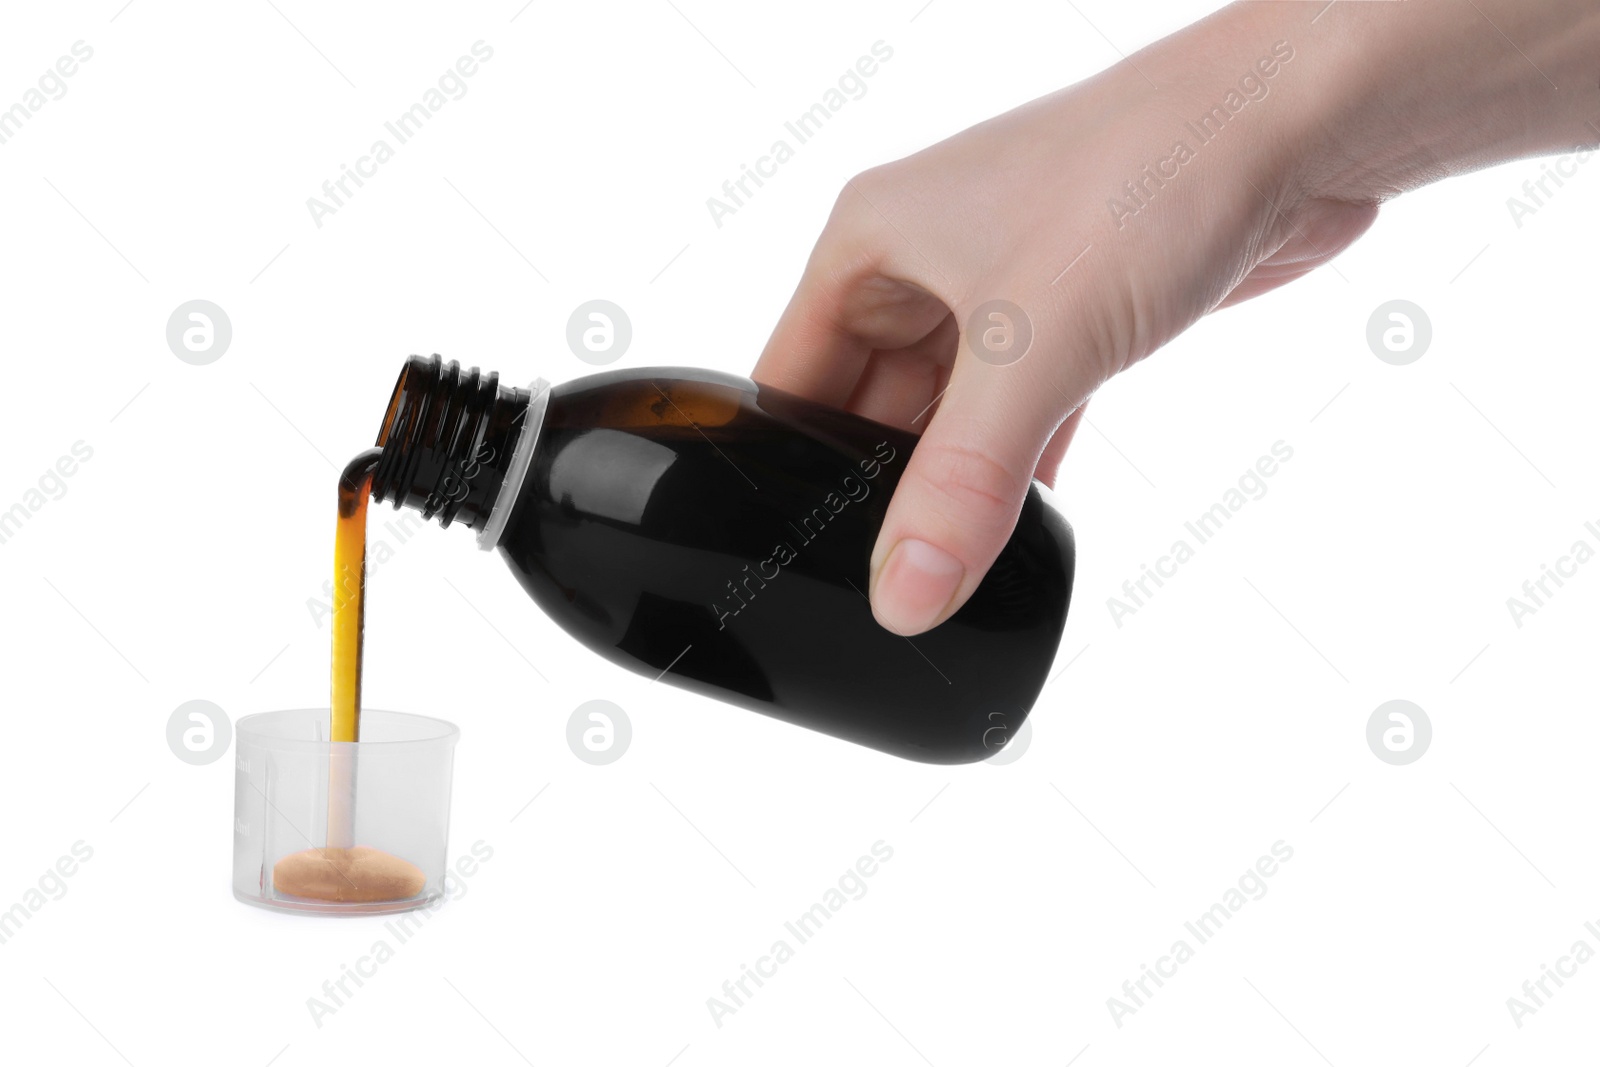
xmin=754 ymin=0 xmax=1597 ymax=636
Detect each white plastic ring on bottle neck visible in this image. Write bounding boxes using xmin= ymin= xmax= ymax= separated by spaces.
xmin=477 ymin=377 xmax=550 ymax=552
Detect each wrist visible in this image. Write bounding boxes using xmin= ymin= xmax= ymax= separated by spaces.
xmin=1253 ymin=0 xmax=1600 ymax=204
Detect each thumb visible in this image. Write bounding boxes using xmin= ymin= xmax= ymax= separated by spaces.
xmin=868 ymin=339 xmax=1074 ymax=636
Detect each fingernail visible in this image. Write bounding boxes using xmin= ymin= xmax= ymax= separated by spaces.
xmin=871 ymin=539 xmax=965 ymax=636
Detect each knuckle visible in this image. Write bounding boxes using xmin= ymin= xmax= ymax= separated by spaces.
xmin=841 ymin=163 xmax=893 ymax=201
xmin=832 ymin=165 xmax=903 ymax=234
xmin=912 ymin=440 xmax=1028 ymax=538
xmin=827 ymin=166 xmax=962 ymax=307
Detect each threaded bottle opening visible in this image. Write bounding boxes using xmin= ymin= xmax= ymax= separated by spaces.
xmin=371 ymin=355 xmax=531 ymax=531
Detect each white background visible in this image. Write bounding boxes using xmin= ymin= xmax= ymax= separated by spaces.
xmin=0 ymin=1 xmax=1596 ymax=1064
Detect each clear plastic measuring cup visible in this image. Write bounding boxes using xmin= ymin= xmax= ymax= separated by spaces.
xmin=232 ymin=708 xmax=458 ymax=915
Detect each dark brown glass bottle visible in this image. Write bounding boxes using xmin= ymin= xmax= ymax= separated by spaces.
xmin=370 ymin=355 xmax=1075 ymax=764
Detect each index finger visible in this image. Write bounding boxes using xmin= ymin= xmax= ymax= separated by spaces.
xmin=755 ymin=191 xmax=950 ymax=407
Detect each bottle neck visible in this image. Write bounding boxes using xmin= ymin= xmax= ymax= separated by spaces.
xmin=370 ymin=355 xmax=538 ymax=543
